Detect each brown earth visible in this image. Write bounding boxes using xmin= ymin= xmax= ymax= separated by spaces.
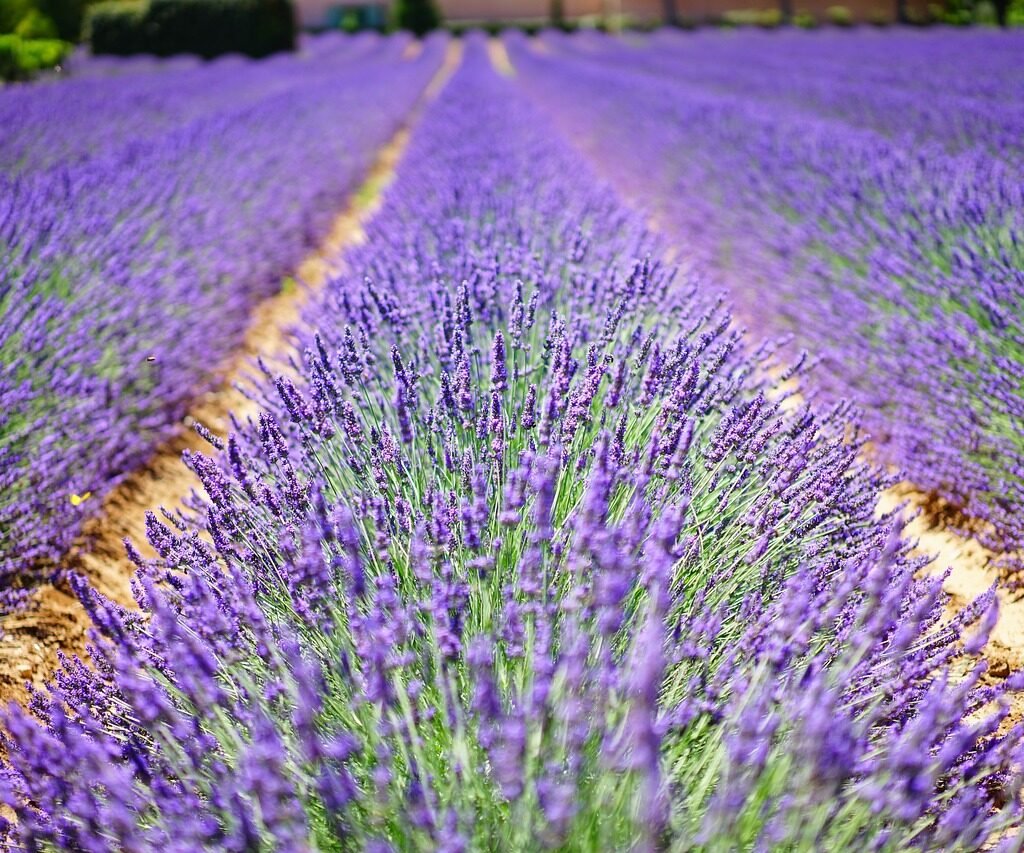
xmin=487 ymin=38 xmax=516 ymax=77
xmin=0 ymin=40 xmax=464 ymax=708
xmin=878 ymin=486 xmax=1024 ymax=683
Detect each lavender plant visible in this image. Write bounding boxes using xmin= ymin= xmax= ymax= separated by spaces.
xmin=508 ymin=30 xmax=1024 ymax=559
xmin=3 ymin=40 xmax=1021 ymax=851
xmin=0 ymin=34 xmax=445 ymax=594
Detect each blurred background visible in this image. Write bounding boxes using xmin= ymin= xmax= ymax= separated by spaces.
xmin=2 ymin=0 xmax=1022 ymax=83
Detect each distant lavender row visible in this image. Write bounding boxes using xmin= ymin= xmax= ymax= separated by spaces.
xmin=0 ymin=34 xmax=445 ymax=592
xmin=510 ymin=30 xmax=1024 ymax=556
xmin=557 ymin=29 xmax=1024 ymax=162
xmin=4 ymin=39 xmax=1020 ymax=850
xmin=0 ymin=32 xmax=406 ymax=175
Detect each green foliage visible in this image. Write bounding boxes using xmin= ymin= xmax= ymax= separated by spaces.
xmin=38 ymin=0 xmax=88 ymax=41
xmin=1011 ymin=0 xmax=1024 ymax=23
xmin=722 ymin=7 xmax=782 ymax=26
xmin=825 ymin=4 xmax=853 ymax=23
xmin=339 ymin=7 xmax=359 ymax=32
xmin=1 ymin=0 xmax=94 ymax=43
xmin=392 ymin=0 xmax=439 ymax=35
xmin=932 ymin=0 xmax=972 ymax=23
xmin=87 ymin=0 xmax=296 ymax=58
xmin=14 ymin=8 xmax=58 ymax=37
xmin=794 ymin=10 xmax=818 ymax=26
xmin=85 ymin=1 xmax=144 ymax=54
xmin=144 ymin=0 xmax=295 ymax=58
xmin=0 ymin=33 xmax=68 ymax=80
xmin=972 ymin=0 xmax=999 ymax=21
xmin=0 ymin=0 xmax=34 ymax=34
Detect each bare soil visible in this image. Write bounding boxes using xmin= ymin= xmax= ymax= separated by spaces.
xmin=878 ymin=486 xmax=1024 ymax=688
xmin=0 ymin=40 xmax=464 ymax=708
xmin=487 ymin=39 xmax=516 ymax=78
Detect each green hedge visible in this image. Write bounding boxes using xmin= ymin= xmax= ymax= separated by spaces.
xmin=721 ymin=8 xmax=783 ymax=26
xmin=825 ymin=4 xmax=853 ymax=23
xmin=0 ymin=34 xmax=69 ymax=80
xmin=86 ymin=1 xmax=144 ymax=53
xmin=87 ymin=0 xmax=295 ymax=59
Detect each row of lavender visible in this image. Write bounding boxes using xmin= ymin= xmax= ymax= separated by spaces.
xmin=0 ymin=32 xmax=401 ymax=175
xmin=4 ymin=39 xmax=1020 ymax=849
xmin=509 ymin=30 xmax=1024 ymax=557
xmin=0 ymin=34 xmax=444 ymax=594
xmin=564 ymin=29 xmax=1024 ymax=163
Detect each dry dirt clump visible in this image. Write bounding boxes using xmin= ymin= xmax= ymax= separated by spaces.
xmin=878 ymin=486 xmax=1024 ymax=699
xmin=0 ymin=40 xmax=464 ymax=708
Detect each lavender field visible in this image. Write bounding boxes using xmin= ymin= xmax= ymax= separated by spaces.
xmin=511 ymin=29 xmax=1024 ymax=556
xmin=1 ymin=27 xmax=1023 ymax=852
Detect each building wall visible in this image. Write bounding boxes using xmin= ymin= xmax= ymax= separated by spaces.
xmin=439 ymin=0 xmax=550 ymax=19
xmin=295 ymin=0 xmax=930 ymax=29
xmin=436 ymin=0 xmax=666 ymax=20
xmin=435 ymin=0 xmax=931 ymax=24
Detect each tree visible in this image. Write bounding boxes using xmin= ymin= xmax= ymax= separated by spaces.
xmin=393 ymin=0 xmax=440 ymax=34
xmin=38 ymin=0 xmax=86 ymax=40
xmin=662 ymin=0 xmax=678 ymax=24
xmin=551 ymin=0 xmax=564 ymax=27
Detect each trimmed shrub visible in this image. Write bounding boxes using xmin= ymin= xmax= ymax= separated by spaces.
xmin=794 ymin=10 xmax=819 ymax=26
xmin=88 ymin=0 xmax=295 ymax=59
xmin=825 ymin=4 xmax=853 ymax=23
xmin=0 ymin=33 xmax=68 ymax=80
xmin=972 ymin=0 xmax=999 ymax=22
xmin=86 ymin=1 xmax=144 ymax=54
xmin=143 ymin=0 xmax=295 ymax=58
xmin=722 ymin=7 xmax=782 ymax=26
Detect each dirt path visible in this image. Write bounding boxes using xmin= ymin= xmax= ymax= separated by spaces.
xmin=878 ymin=486 xmax=1024 ymax=679
xmin=487 ymin=38 xmax=515 ymax=78
xmin=0 ymin=40 xmax=463 ymax=708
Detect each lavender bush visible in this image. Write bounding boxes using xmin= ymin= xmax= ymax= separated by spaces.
xmin=508 ymin=29 xmax=1024 ymax=558
xmin=0 ymin=34 xmax=445 ymax=592
xmin=3 ymin=40 xmax=1021 ymax=850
